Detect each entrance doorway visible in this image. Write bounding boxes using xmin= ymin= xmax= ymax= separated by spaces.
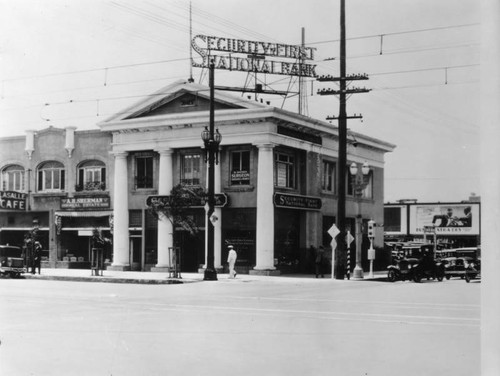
xmin=129 ymin=234 xmax=142 ymax=271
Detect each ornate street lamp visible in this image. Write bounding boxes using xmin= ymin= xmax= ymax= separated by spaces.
xmin=349 ymin=161 xmax=371 ymax=279
xmin=201 ymin=61 xmax=221 ymax=281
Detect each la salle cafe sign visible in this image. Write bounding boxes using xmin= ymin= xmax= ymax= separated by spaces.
xmin=0 ymin=191 xmax=26 ymax=211
xmin=191 ymin=35 xmax=317 ymax=77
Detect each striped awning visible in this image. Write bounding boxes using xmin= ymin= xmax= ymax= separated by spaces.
xmin=55 ymin=210 xmax=113 ymax=217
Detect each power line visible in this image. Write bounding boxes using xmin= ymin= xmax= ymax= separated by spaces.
xmin=307 ymin=23 xmax=479 ymax=46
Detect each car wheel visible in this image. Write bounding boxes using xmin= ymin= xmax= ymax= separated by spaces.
xmin=388 ymin=270 xmax=396 ymax=282
xmin=445 ymin=275 xmax=451 ymax=280
xmin=465 ymin=273 xmax=471 ymax=283
xmin=437 ymin=274 xmax=444 ymax=282
xmin=413 ymin=273 xmax=422 ymax=283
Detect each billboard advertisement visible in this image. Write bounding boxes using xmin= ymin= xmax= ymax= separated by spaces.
xmin=409 ymin=203 xmax=480 ymax=235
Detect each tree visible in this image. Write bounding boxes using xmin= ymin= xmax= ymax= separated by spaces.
xmin=148 ymin=184 xmax=205 ymax=236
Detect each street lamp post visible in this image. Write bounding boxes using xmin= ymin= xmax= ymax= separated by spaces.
xmin=349 ymin=162 xmax=371 ymax=279
xmin=201 ymin=60 xmax=221 ymax=281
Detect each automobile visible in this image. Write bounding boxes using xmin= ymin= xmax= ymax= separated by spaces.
xmin=442 ymin=257 xmax=467 ymax=279
xmin=387 ymin=257 xmax=420 ymax=282
xmin=412 ymin=255 xmax=445 ymax=283
xmin=387 ymin=243 xmax=427 ymax=282
xmin=463 ymin=247 xmax=481 ymax=283
xmin=0 ymin=245 xmax=26 ymax=278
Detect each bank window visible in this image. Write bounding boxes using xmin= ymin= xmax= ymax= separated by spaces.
xmin=135 ymin=154 xmax=154 ymax=189
xmin=275 ymin=152 xmax=295 ymax=188
xmin=322 ymin=161 xmax=336 ymax=193
xmin=231 ymin=150 xmax=250 ymax=185
xmin=77 ymin=160 xmax=106 ymax=192
xmin=38 ymin=161 xmax=65 ymax=192
xmin=362 ymin=173 xmax=373 ymax=199
xmin=1 ymin=164 xmax=25 ymax=191
xmin=181 ymin=154 xmax=201 ymax=186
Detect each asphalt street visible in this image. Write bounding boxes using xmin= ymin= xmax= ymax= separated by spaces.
xmin=0 ymin=276 xmax=480 ymax=376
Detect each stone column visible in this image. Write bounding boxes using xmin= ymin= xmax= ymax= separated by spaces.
xmin=252 ymin=143 xmax=277 ymax=274
xmin=110 ymin=152 xmax=130 ymax=270
xmin=154 ymin=149 xmax=174 ymax=270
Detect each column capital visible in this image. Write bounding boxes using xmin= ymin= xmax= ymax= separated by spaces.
xmin=155 ymin=148 xmax=174 ymax=156
xmin=254 ymin=143 xmax=276 ymax=151
xmin=110 ymin=151 xmax=129 ymax=159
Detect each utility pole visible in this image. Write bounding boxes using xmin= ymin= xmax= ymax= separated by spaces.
xmin=317 ymin=0 xmax=370 ymax=279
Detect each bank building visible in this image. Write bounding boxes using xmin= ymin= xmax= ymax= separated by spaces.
xmin=0 ymin=80 xmax=395 ymax=275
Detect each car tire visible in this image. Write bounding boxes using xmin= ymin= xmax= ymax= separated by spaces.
xmin=445 ymin=275 xmax=451 ymax=280
xmin=413 ymin=273 xmax=422 ymax=283
xmin=465 ymin=274 xmax=471 ymax=283
xmin=387 ymin=270 xmax=396 ymax=282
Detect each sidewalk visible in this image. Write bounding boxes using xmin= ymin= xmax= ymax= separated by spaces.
xmin=21 ymin=268 xmax=388 ymax=284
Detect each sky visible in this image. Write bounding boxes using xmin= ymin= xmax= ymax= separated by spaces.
xmin=0 ymin=0 xmax=481 ymax=203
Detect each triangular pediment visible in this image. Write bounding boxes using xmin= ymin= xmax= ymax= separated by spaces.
xmin=125 ymin=89 xmax=241 ymax=119
xmin=100 ymin=80 xmax=265 ymax=124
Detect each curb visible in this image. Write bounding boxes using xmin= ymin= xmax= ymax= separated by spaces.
xmin=23 ymin=274 xmax=188 ymax=285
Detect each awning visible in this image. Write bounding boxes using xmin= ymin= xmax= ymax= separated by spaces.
xmin=55 ymin=211 xmax=113 ymax=217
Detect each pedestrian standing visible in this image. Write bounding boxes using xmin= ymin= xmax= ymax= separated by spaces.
xmin=32 ymin=241 xmax=42 ymax=275
xmin=315 ymin=245 xmax=325 ymax=278
xmin=227 ymin=245 xmax=237 ymax=279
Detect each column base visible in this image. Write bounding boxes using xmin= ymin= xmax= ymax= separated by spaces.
xmin=107 ymin=265 xmax=131 ymax=271
xmin=352 ymin=265 xmax=364 ymax=279
xmin=150 ymin=267 xmax=170 ymax=273
xmin=249 ymin=269 xmax=281 ymax=276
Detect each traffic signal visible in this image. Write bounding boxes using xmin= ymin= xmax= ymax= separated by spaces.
xmin=368 ymin=220 xmax=375 ymax=238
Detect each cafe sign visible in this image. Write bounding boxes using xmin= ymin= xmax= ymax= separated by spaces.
xmin=274 ymin=193 xmax=322 ymax=210
xmin=0 ymin=191 xmax=26 ymax=211
xmin=61 ymin=196 xmax=110 ymax=210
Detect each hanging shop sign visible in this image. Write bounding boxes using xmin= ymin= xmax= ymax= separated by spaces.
xmin=0 ymin=191 xmax=26 ymax=211
xmin=191 ymin=34 xmax=316 ymax=77
xmin=146 ymin=193 xmax=228 ymax=208
xmin=61 ymin=196 xmax=110 ymax=210
xmin=273 ymin=193 xmax=322 ymax=210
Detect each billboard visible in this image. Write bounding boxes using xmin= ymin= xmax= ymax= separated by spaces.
xmin=409 ymin=203 xmax=480 ymax=236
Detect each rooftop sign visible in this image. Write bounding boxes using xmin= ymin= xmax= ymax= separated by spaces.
xmin=191 ymin=35 xmax=317 ymax=77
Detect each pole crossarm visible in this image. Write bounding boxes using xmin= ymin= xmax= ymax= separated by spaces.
xmin=316 ymin=73 xmax=369 ymax=82
xmin=317 ymin=87 xmax=371 ymax=95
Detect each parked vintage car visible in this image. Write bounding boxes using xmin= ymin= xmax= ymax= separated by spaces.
xmin=0 ymin=245 xmax=26 ymax=278
xmin=464 ymin=259 xmax=480 ymax=282
xmin=412 ymin=255 xmax=445 ymax=283
xmin=387 ymin=257 xmax=420 ymax=282
xmin=442 ymin=257 xmax=467 ymax=279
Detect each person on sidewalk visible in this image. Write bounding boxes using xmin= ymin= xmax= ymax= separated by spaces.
xmin=315 ymin=245 xmax=325 ymax=278
xmin=32 ymin=241 xmax=42 ymax=275
xmin=227 ymin=245 xmax=237 ymax=279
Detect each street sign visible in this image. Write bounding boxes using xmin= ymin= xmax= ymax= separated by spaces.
xmin=146 ymin=193 xmax=229 ymax=208
xmin=328 ymin=224 xmax=340 ymax=239
xmin=346 ymin=231 xmax=354 ymax=245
